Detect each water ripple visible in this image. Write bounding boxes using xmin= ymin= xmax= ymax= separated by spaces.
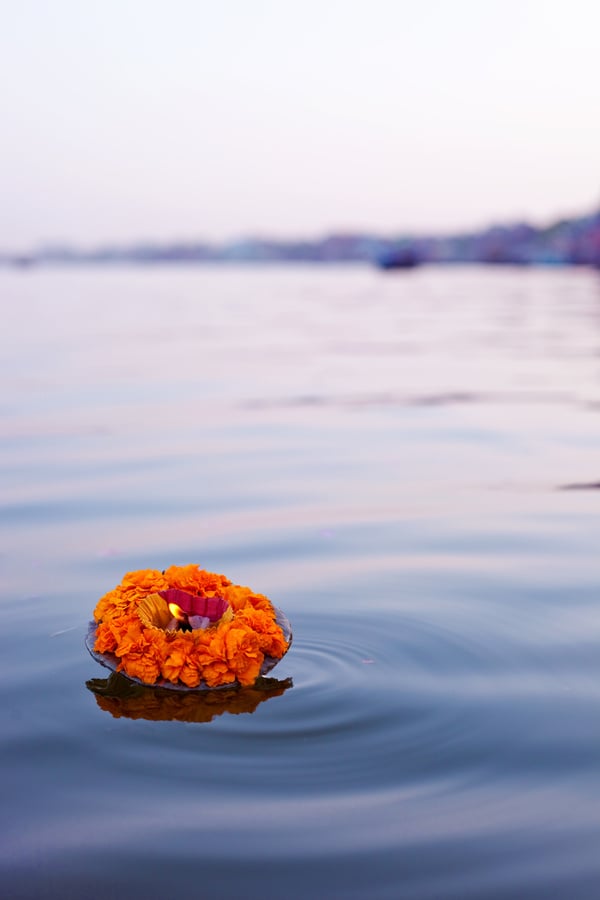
xmin=3 ymin=267 xmax=600 ymax=899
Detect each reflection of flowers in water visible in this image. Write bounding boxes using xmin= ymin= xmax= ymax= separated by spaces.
xmin=86 ymin=672 xmax=293 ymax=723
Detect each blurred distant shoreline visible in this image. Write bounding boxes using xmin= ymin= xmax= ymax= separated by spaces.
xmin=4 ymin=206 xmax=599 ymax=269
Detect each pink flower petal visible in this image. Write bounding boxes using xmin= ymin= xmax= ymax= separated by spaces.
xmin=158 ymin=588 xmax=229 ymax=621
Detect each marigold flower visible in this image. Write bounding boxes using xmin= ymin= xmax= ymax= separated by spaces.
xmin=236 ymin=606 xmax=289 ymax=658
xmin=92 ymin=565 xmax=289 ymax=689
xmin=222 ymin=624 xmax=263 ymax=686
xmin=163 ymin=564 xmax=231 ymax=596
xmin=161 ymin=636 xmax=191 ymax=684
xmin=94 ymin=621 xmax=118 ymax=654
xmin=120 ymin=568 xmax=169 ymax=599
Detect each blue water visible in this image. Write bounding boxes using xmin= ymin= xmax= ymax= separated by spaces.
xmin=1 ymin=264 xmax=600 ymax=899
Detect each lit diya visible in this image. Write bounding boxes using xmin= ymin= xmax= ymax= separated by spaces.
xmin=86 ymin=565 xmax=292 ymax=691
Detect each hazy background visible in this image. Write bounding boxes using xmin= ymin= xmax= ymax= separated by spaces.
xmin=2 ymin=0 xmax=599 ymax=251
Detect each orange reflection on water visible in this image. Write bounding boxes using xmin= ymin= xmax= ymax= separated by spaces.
xmin=86 ymin=672 xmax=292 ymax=724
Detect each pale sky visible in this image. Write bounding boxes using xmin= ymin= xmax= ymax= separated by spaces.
xmin=1 ymin=0 xmax=599 ymax=250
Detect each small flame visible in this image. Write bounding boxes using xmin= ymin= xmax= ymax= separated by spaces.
xmin=168 ymin=602 xmax=187 ymax=622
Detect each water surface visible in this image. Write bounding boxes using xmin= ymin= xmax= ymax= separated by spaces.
xmin=1 ymin=264 xmax=600 ymax=899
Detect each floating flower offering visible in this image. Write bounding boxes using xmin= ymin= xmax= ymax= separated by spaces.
xmin=87 ymin=565 xmax=292 ymax=690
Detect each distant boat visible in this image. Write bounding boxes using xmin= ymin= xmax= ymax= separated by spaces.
xmin=376 ymin=248 xmax=420 ymax=270
xmin=10 ymin=255 xmax=36 ymax=269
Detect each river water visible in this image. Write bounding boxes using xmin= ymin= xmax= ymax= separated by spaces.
xmin=1 ymin=264 xmax=599 ymax=899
